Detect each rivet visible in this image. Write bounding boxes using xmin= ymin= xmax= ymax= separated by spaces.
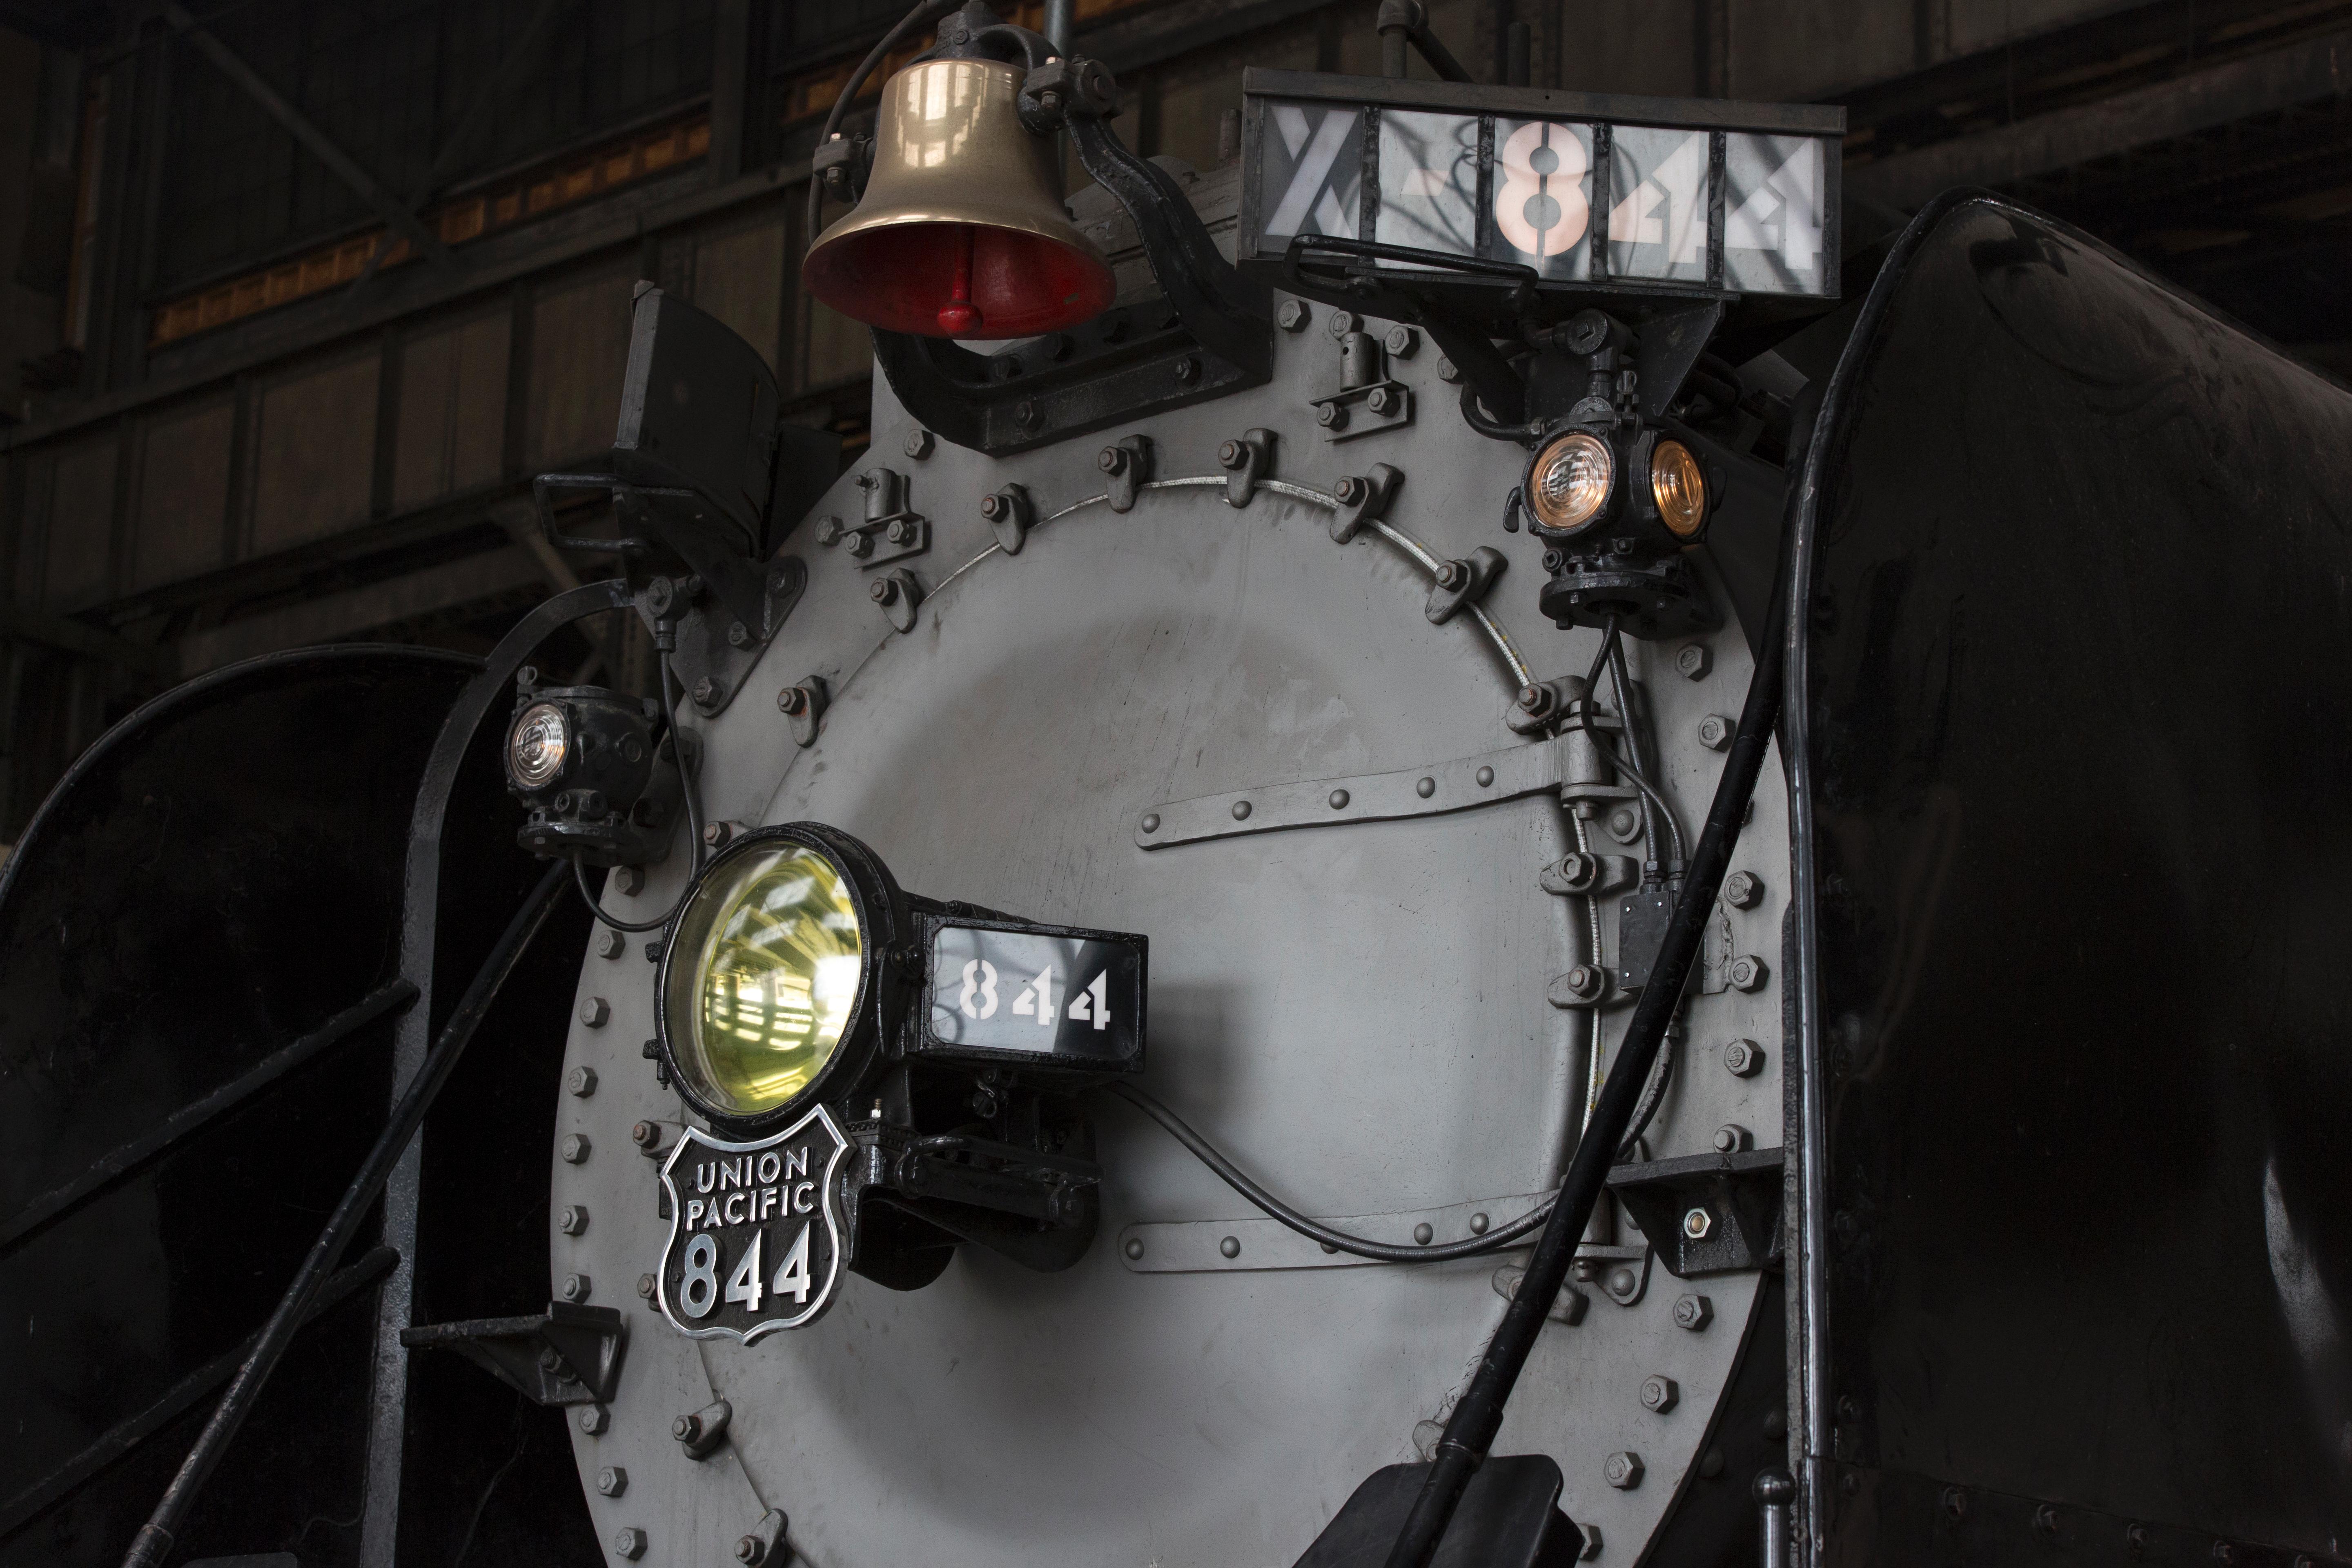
xmin=1329 ymin=789 xmax=1350 ymax=809
xmin=1416 ymin=776 xmax=1435 ymax=798
xmin=1231 ymin=800 xmax=1252 ymax=820
xmin=1219 ymin=1236 xmax=1240 ymax=1258
xmin=1140 ymin=813 xmax=1161 ymax=833
xmin=1469 ymin=1212 xmax=1489 ymax=1234
xmin=1413 ymin=1222 xmax=1434 ymax=1245
xmin=1319 ymin=1241 xmax=1338 ymax=1254
xmin=1124 ymin=1237 xmax=1145 ymax=1260
xmin=1476 ymin=766 xmax=1494 ymax=787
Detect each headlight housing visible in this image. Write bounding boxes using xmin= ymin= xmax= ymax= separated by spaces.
xmin=657 ymin=826 xmax=895 ymax=1129
xmin=1525 ymin=430 xmax=1615 ymax=534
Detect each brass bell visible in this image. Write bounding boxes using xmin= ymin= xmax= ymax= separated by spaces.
xmin=803 ymin=57 xmax=1116 ymax=339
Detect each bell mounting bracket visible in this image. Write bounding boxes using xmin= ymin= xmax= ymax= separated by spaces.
xmin=866 ymin=38 xmax=1273 ymax=457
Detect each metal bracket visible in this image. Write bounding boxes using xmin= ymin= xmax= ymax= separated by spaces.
xmin=1540 ymin=851 xmax=1638 ymax=897
xmin=674 ymin=1398 xmax=731 ymax=1459
xmin=1605 ymin=1147 xmax=1784 ymax=1277
xmin=398 ymin=1301 xmax=626 ymax=1406
xmin=981 ymin=483 xmax=1034 ymax=555
xmin=813 ymin=467 xmax=929 ymax=569
xmin=1100 ymin=434 xmax=1154 ymax=512
xmin=665 ymin=558 xmax=808 ymax=720
xmin=1218 ymin=428 xmax=1275 ymax=507
xmin=1313 ymin=381 xmax=1414 ymax=441
xmin=871 ymin=569 xmax=922 ymax=633
xmin=1136 ymin=738 xmax=1556 ymax=849
xmin=736 ymin=1508 xmax=790 ymax=1567
xmin=1328 ymin=463 xmax=1404 ymax=543
xmin=778 ymin=675 xmax=829 ymax=746
xmin=1425 ymin=545 xmax=1506 ymax=625
xmin=1120 ymin=1189 xmax=1548 ymax=1272
xmin=1491 ymin=1261 xmax=1588 ymax=1325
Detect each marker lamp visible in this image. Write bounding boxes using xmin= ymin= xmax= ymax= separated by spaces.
xmin=1527 ymin=431 xmax=1614 ymax=533
xmin=508 ymin=702 xmax=568 ymax=789
xmin=1650 ymin=439 xmax=1709 ymax=538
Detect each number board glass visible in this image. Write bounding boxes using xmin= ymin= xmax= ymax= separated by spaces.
xmin=924 ymin=923 xmax=1145 ymax=1067
xmin=1241 ymin=77 xmax=1839 ymax=301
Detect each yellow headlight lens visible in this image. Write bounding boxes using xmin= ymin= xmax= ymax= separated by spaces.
xmin=1650 ymin=439 xmax=1708 ymax=537
xmin=665 ymin=843 xmax=865 ymax=1117
xmin=1528 ymin=431 xmax=1614 ymax=532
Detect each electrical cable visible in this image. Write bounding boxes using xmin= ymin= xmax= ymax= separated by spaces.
xmin=1591 ymin=735 xmax=1688 ymax=875
xmin=803 ymin=0 xmax=965 ymax=243
xmin=571 ymin=644 xmax=706 ymax=934
xmin=1605 ymin=627 xmax=1668 ymax=879
xmin=1106 ymin=1082 xmax=1555 ymax=1264
xmin=1615 ymin=1033 xmax=1674 ymax=1160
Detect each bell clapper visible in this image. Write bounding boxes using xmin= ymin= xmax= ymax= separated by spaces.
xmin=938 ymin=225 xmax=982 ymax=336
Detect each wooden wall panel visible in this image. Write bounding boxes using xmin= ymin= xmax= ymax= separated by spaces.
xmin=249 ymin=352 xmax=380 ymax=555
xmin=43 ymin=434 xmax=117 ymax=607
xmin=393 ymin=312 xmax=512 ymax=512
xmin=130 ymin=402 xmax=233 ymax=590
xmin=689 ymin=220 xmax=785 ymax=371
xmin=525 ymin=268 xmax=637 ymax=472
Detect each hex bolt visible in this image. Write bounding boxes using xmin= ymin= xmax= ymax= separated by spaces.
xmin=1676 ymin=642 xmax=1711 ymax=679
xmin=703 ymin=820 xmax=733 ymax=849
xmin=813 ymin=516 xmax=845 ymax=546
xmin=1723 ymin=1038 xmax=1764 ymax=1077
xmin=559 ymin=1205 xmax=589 ymax=1236
xmin=726 ymin=620 xmax=752 ymax=649
xmin=1435 ymin=559 xmax=1466 ymax=590
xmin=886 ymin=519 xmax=915 ymax=545
xmin=561 ymin=1273 xmax=592 ymax=1303
xmin=631 ymin=1120 xmax=663 ymax=1150
xmin=1682 ymin=1207 xmax=1713 ymax=1241
xmin=692 ymin=676 xmax=720 ymax=707
xmin=1557 ymin=964 xmax=1607 ymax=1003
xmin=1334 ymin=475 xmax=1363 ymax=504
xmin=568 ymin=1066 xmax=598 ymax=1097
xmin=1712 ymin=1124 xmax=1750 ymax=1154
xmin=560 ymin=1134 xmax=590 ymax=1164
xmin=1385 ymin=324 xmax=1418 ymax=356
xmin=1316 ymin=402 xmax=1347 ymax=430
xmin=597 ymin=1466 xmax=627 ymax=1498
xmin=1218 ymin=439 xmax=1243 ymax=469
xmin=869 ymin=576 xmax=900 ymax=606
xmin=1277 ymin=299 xmax=1310 ymax=332
xmin=1673 ymin=1293 xmax=1713 ymax=1330
xmin=1098 ymin=445 xmax=1127 ymax=474
xmin=1327 ymin=310 xmax=1361 ymax=339
xmin=1723 ymin=869 xmax=1763 ymax=909
xmin=612 ymin=1527 xmax=647 ymax=1560
xmin=610 ymin=864 xmax=643 ymax=896
xmin=778 ymin=686 xmax=808 ymax=716
xmin=1726 ymin=953 xmax=1769 ymax=991
xmin=1640 ymin=1375 xmax=1679 ymax=1412
xmin=844 ymin=529 xmax=874 ymax=558
xmin=637 ymin=1272 xmax=657 ymax=1299
xmin=1697 ymin=713 xmax=1733 ymax=750
xmin=578 ymin=1405 xmax=609 ymax=1435
xmin=579 ymin=996 xmax=609 ymax=1028
xmin=903 ymin=428 xmax=934 ymax=459
xmin=595 ymin=928 xmax=625 ymax=960
xmin=1174 ymin=355 xmax=1200 ymax=384
xmin=1015 ymin=399 xmax=1040 ymax=427
xmin=1367 ymin=387 xmax=1395 ymax=415
xmin=736 ymin=1537 xmax=768 ymax=1565
xmin=1437 ymin=357 xmax=1461 ymax=383
xmin=1603 ymin=1451 xmax=1644 ymax=1490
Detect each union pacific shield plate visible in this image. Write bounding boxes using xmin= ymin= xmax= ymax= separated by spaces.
xmin=655 ymin=1105 xmax=851 ymax=1341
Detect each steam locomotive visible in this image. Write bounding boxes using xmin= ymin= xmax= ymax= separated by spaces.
xmin=5 ymin=4 xmax=2348 ymax=1566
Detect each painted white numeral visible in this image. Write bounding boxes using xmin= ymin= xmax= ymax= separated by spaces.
xmin=1608 ymin=132 xmax=1708 ymax=267
xmin=680 ymin=1233 xmax=719 ymax=1319
xmin=958 ymin=959 xmax=999 ymax=1019
xmin=773 ymin=1222 xmax=813 ymax=1305
xmin=1494 ymin=122 xmax=1588 ymax=257
xmin=724 ymin=1227 xmax=765 ymax=1313
xmin=1066 ymin=970 xmax=1111 ymax=1031
xmin=1012 ymin=966 xmax=1056 ymax=1026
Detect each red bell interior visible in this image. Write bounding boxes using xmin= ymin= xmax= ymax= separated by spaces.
xmin=802 ymin=220 xmax=1116 ymax=340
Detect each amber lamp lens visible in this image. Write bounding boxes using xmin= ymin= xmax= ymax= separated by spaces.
xmin=1528 ymin=431 xmax=1614 ymax=532
xmin=665 ymin=844 xmax=865 ymax=1118
xmin=1650 ymin=439 xmax=1708 ymax=537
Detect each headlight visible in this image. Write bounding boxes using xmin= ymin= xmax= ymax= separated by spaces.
xmin=1650 ymin=439 xmax=1708 ymax=537
xmin=1527 ymin=430 xmax=1614 ymax=532
xmin=508 ymin=701 xmax=568 ymax=789
xmin=662 ymin=837 xmax=869 ymax=1121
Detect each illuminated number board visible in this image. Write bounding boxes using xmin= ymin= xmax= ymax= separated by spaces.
xmin=918 ymin=918 xmax=1147 ymax=1071
xmin=1238 ymin=70 xmax=1843 ymax=302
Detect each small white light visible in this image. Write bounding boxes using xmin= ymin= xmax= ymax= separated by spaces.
xmin=509 ymin=702 xmax=568 ymax=789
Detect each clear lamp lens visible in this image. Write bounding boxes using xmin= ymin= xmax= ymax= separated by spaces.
xmin=509 ymin=702 xmax=568 ymax=789
xmin=1529 ymin=432 xmax=1614 ymax=532
xmin=1651 ymin=439 xmax=1708 ymax=537
xmin=666 ymin=844 xmax=864 ymax=1118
